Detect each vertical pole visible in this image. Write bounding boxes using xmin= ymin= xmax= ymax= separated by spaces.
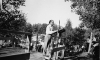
xmin=56 ymin=20 xmax=60 ymax=59
xmin=88 ymin=32 xmax=93 ymax=53
xmin=28 ymin=35 xmax=32 ymax=52
xmin=59 ymin=20 xmax=60 ymax=29
xmin=0 ymin=0 xmax=2 ymax=10
xmin=36 ymin=32 xmax=38 ymax=51
xmin=25 ymin=35 xmax=30 ymax=53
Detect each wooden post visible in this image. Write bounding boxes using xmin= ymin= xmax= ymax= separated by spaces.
xmin=56 ymin=20 xmax=60 ymax=59
xmin=36 ymin=33 xmax=38 ymax=51
xmin=88 ymin=32 xmax=93 ymax=53
xmin=28 ymin=35 xmax=32 ymax=52
xmin=25 ymin=36 xmax=30 ymax=53
xmin=0 ymin=0 xmax=2 ymax=10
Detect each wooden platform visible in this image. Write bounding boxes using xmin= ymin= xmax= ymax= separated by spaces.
xmin=0 ymin=47 xmax=30 ymax=60
xmin=52 ymin=46 xmax=65 ymax=52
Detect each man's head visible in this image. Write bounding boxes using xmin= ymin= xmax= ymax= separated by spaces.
xmin=49 ymin=20 xmax=54 ymax=26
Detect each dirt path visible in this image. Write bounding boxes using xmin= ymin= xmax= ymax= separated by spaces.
xmin=29 ymin=52 xmax=44 ymax=60
xmin=29 ymin=52 xmax=94 ymax=60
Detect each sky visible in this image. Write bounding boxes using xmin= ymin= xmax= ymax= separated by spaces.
xmin=19 ymin=0 xmax=81 ymax=28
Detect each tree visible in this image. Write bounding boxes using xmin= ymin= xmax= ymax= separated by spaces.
xmin=67 ymin=0 xmax=100 ymax=30
xmin=32 ymin=23 xmax=48 ymax=34
xmin=64 ymin=1 xmax=100 ymax=55
xmin=25 ymin=23 xmax=33 ymax=33
xmin=0 ymin=0 xmax=26 ymax=37
xmin=61 ymin=20 xmax=73 ymax=46
xmin=39 ymin=23 xmax=47 ymax=34
xmin=32 ymin=24 xmax=42 ymax=34
xmin=64 ymin=19 xmax=73 ymax=37
xmin=62 ymin=19 xmax=86 ymax=47
xmin=66 ymin=0 xmax=100 ymax=43
xmin=72 ymin=27 xmax=86 ymax=45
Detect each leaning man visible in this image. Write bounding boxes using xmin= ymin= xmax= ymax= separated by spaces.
xmin=43 ymin=20 xmax=57 ymax=55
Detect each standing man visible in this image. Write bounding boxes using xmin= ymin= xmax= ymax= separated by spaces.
xmin=43 ymin=20 xmax=57 ymax=55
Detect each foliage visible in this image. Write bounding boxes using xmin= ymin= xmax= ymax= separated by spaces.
xmin=32 ymin=23 xmax=42 ymax=34
xmin=62 ymin=20 xmax=86 ymax=48
xmin=32 ymin=23 xmax=47 ymax=34
xmin=24 ymin=23 xmax=33 ymax=33
xmin=62 ymin=20 xmax=73 ymax=38
xmin=38 ymin=23 xmax=48 ymax=34
xmin=65 ymin=0 xmax=100 ymax=43
xmin=2 ymin=0 xmax=25 ymax=9
xmin=0 ymin=0 xmax=26 ymax=37
xmin=72 ymin=28 xmax=86 ymax=45
xmin=67 ymin=0 xmax=100 ymax=30
xmin=53 ymin=24 xmax=59 ymax=30
xmin=62 ymin=20 xmax=73 ymax=45
xmin=63 ymin=1 xmax=100 ymax=56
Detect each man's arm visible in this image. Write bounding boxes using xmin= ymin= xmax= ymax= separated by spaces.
xmin=46 ymin=25 xmax=57 ymax=34
xmin=93 ymin=43 xmax=99 ymax=47
xmin=46 ymin=28 xmax=57 ymax=34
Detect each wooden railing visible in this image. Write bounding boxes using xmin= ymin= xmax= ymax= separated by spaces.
xmin=0 ymin=29 xmax=32 ymax=60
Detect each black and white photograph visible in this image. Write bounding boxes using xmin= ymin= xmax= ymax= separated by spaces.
xmin=0 ymin=0 xmax=99 ymax=60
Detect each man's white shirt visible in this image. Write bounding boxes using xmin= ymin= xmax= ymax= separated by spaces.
xmin=46 ymin=24 xmax=54 ymax=34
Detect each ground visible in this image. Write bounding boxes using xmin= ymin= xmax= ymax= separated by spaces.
xmin=29 ymin=52 xmax=94 ymax=60
xmin=29 ymin=52 xmax=44 ymax=60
